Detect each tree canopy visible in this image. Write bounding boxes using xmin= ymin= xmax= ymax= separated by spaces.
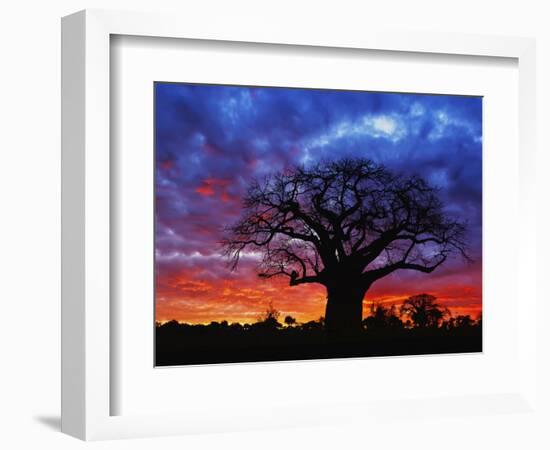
xmin=223 ymin=158 xmax=469 ymax=291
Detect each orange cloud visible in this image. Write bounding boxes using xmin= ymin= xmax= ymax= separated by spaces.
xmin=156 ymin=267 xmax=327 ymax=324
xmin=156 ymin=263 xmax=482 ymax=325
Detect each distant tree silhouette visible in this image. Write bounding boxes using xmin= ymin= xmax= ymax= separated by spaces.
xmin=400 ymin=294 xmax=450 ymax=328
xmin=300 ymin=317 xmax=325 ymax=331
xmin=163 ymin=319 xmax=179 ymax=330
xmin=363 ymin=302 xmax=403 ymax=330
xmin=255 ymin=302 xmax=282 ymax=330
xmin=442 ymin=317 xmax=456 ymax=330
xmin=454 ymin=315 xmax=475 ymax=328
xmin=155 ymin=307 xmax=482 ymax=366
xmin=284 ymin=315 xmax=297 ymax=327
xmin=258 ymin=301 xmax=280 ymax=322
xmin=230 ymin=322 xmax=243 ymax=331
xmin=223 ymin=158 xmax=468 ymax=335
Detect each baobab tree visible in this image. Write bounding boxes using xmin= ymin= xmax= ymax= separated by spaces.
xmin=223 ymin=158 xmax=468 ymax=335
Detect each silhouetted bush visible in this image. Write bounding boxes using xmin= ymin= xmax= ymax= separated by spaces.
xmin=284 ymin=316 xmax=297 ymax=327
xmin=156 ymin=295 xmax=481 ymax=366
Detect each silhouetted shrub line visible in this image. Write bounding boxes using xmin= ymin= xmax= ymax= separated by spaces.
xmin=155 ymin=296 xmax=481 ymax=366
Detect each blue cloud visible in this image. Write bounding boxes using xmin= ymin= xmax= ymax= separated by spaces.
xmin=155 ymin=83 xmax=482 ymax=266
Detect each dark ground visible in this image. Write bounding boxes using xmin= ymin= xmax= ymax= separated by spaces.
xmin=155 ymin=321 xmax=482 ymax=366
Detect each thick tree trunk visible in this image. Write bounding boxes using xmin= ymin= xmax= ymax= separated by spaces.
xmin=324 ymin=284 xmax=366 ymax=336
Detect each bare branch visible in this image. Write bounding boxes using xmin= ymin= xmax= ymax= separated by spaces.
xmin=221 ymin=158 xmax=470 ymax=289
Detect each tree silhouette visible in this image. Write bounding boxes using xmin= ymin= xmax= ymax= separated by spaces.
xmin=223 ymin=158 xmax=468 ymax=335
xmin=258 ymin=301 xmax=280 ymax=322
xmin=255 ymin=301 xmax=282 ymax=330
xmin=454 ymin=314 xmax=475 ymax=328
xmin=400 ymin=294 xmax=450 ymax=328
xmin=364 ymin=302 xmax=403 ymax=330
xmin=284 ymin=315 xmax=297 ymax=327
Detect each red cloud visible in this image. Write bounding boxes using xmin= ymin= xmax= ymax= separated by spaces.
xmin=195 ymin=178 xmax=237 ymax=203
xmin=195 ymin=182 xmax=215 ymax=196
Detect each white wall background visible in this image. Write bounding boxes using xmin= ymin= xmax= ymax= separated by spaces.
xmin=0 ymin=1 xmax=548 ymax=449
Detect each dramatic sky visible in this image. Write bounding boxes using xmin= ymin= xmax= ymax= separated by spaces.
xmin=155 ymin=83 xmax=482 ymax=324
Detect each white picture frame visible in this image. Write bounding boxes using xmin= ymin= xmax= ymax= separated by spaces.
xmin=61 ymin=9 xmax=537 ymax=441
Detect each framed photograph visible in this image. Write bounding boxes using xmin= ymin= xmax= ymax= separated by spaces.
xmin=62 ymin=9 xmax=538 ymax=441
xmin=153 ymin=82 xmax=483 ymax=367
